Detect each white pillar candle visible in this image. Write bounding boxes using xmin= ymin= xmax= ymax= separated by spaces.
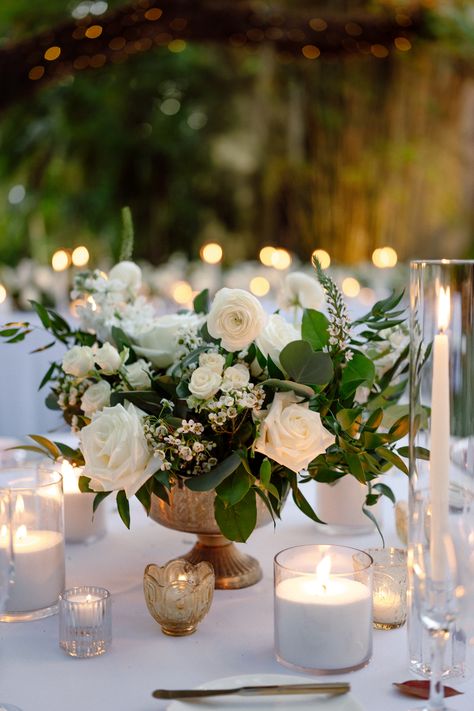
xmin=275 ymin=557 xmax=372 ymax=671
xmin=61 ymin=461 xmax=106 ymax=544
xmin=429 ymin=286 xmax=451 ymax=581
xmin=4 ymin=526 xmax=64 ymax=613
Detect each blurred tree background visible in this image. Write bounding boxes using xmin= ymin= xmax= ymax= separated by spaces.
xmin=0 ymin=0 xmax=473 ymax=267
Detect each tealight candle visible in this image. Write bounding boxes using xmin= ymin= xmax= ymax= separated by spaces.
xmin=355 ymin=548 xmax=407 ymax=629
xmin=274 ymin=545 xmax=373 ymax=673
xmin=60 ymin=460 xmax=106 ymax=544
xmin=59 ymin=586 xmax=112 ymax=657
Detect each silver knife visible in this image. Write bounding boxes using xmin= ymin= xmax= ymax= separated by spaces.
xmin=152 ymin=682 xmax=350 ymax=700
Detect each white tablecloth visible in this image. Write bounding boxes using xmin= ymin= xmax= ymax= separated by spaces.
xmin=1 ymin=475 xmax=473 ymax=711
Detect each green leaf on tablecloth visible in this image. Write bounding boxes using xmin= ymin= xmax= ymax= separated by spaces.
xmin=185 ymin=451 xmax=241 ymax=491
xmin=214 ymin=488 xmax=257 ymax=542
xmin=302 ymin=309 xmax=329 ymax=350
xmin=116 ymin=490 xmax=130 ymax=529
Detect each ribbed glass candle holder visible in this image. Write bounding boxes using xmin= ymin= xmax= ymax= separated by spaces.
xmin=59 ymin=586 xmax=111 ymax=658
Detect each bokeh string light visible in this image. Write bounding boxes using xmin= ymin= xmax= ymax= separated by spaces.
xmin=0 ymin=0 xmax=424 ymax=111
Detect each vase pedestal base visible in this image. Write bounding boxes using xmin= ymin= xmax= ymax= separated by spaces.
xmin=179 ymin=534 xmax=262 ymax=590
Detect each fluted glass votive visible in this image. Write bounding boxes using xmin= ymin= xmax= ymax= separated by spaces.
xmin=365 ymin=548 xmax=407 ymax=629
xmin=59 ymin=586 xmax=111 ymax=657
xmin=143 ymin=559 xmax=214 ymax=636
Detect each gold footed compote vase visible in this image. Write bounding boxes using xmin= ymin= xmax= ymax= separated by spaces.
xmin=150 ymin=483 xmax=271 ymax=589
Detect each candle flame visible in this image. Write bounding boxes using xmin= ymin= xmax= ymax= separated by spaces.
xmin=15 ymin=495 xmax=25 ymax=515
xmin=437 ymin=286 xmax=451 ymax=333
xmin=16 ymin=524 xmax=27 ymax=541
xmin=177 ymin=573 xmax=188 ymax=582
xmin=86 ymin=594 xmax=92 ymax=603
xmin=61 ymin=459 xmax=81 ymax=493
xmin=316 ymin=555 xmax=331 ymax=592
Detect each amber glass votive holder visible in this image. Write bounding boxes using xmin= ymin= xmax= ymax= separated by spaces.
xmin=143 ymin=559 xmax=214 ymax=636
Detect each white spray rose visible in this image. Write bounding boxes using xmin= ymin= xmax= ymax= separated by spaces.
xmin=108 ymin=261 xmax=142 ymax=294
xmin=134 ymin=312 xmax=202 ymax=368
xmin=221 ymin=364 xmax=250 ymax=391
xmin=207 ymin=288 xmax=266 ymax=352
xmin=199 ymin=352 xmax=226 ymax=374
xmin=256 ymin=314 xmax=300 ymax=367
xmin=62 ymin=345 xmax=95 ymax=378
xmin=80 ymin=403 xmax=157 ymax=498
xmin=188 ymin=366 xmax=222 ymax=400
xmin=279 ymin=272 xmax=325 ymax=310
xmin=123 ymin=359 xmax=152 ymax=390
xmin=254 ymin=391 xmax=335 ymax=473
xmin=95 ymin=342 xmax=122 ymax=374
xmin=81 ymin=380 xmax=111 ymax=416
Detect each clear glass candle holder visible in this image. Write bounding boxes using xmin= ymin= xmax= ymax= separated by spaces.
xmin=0 ymin=463 xmax=65 ymax=621
xmin=143 ymin=559 xmax=214 ymax=636
xmin=59 ymin=586 xmax=112 ymax=657
xmin=274 ymin=544 xmax=373 ymax=674
xmin=409 ymin=260 xmax=474 ymax=680
xmin=357 ymin=548 xmax=407 ymax=630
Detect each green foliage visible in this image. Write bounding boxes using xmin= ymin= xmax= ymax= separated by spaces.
xmin=214 ymin=489 xmax=257 ymax=543
xmin=185 ymin=451 xmax=241 ymax=491
xmin=302 ymin=309 xmax=330 ymax=350
xmin=279 ymin=340 xmax=334 ymax=386
xmin=119 ymin=206 xmax=134 ymax=262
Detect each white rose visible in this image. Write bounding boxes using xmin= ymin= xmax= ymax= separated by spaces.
xmin=62 ymin=345 xmax=95 ymax=378
xmin=188 ymin=366 xmax=222 ymax=400
xmin=199 ymin=352 xmax=226 ymax=374
xmin=134 ymin=312 xmax=202 ymax=368
xmin=95 ymin=342 xmax=122 ymax=373
xmin=207 ymin=288 xmax=267 ymax=352
xmin=81 ymin=380 xmax=111 ymax=416
xmin=254 ymin=391 xmax=335 ymax=473
xmin=222 ymin=364 xmax=250 ymax=391
xmin=123 ymin=359 xmax=152 ymax=390
xmin=279 ymin=272 xmax=325 ymax=310
xmin=80 ymin=403 xmax=157 ymax=498
xmin=108 ymin=261 xmax=142 ymax=294
xmin=256 ymin=314 xmax=300 ymax=367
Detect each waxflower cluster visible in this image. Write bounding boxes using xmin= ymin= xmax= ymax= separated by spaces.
xmin=143 ymin=417 xmax=218 ymax=476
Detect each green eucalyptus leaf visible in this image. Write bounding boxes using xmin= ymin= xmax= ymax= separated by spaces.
xmin=398 ymin=445 xmax=430 ymax=461
xmin=185 ymin=452 xmax=241 ymax=492
xmin=214 ymin=489 xmax=257 ymax=542
xmin=375 ymin=447 xmax=409 ymax=474
xmin=302 ymin=309 xmax=329 ymax=350
xmin=215 ymin=465 xmax=252 ymax=506
xmin=279 ymin=340 xmax=333 ymax=386
xmin=116 ymin=490 xmax=131 ymax=529
xmin=373 ymin=482 xmax=396 ymax=504
xmin=93 ymin=491 xmax=111 ymax=514
xmin=193 ymin=288 xmax=209 ymax=315
xmin=260 ymin=379 xmax=314 ymax=399
xmin=27 ymin=435 xmax=61 ymax=459
xmin=340 ymin=352 xmax=375 ymax=398
xmin=344 ymin=453 xmax=366 ymax=484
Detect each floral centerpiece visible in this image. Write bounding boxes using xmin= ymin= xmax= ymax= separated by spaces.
xmin=1 ymin=255 xmax=411 ymax=550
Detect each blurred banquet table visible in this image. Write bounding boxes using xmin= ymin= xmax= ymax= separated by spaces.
xmin=2 ymin=475 xmax=474 ymax=711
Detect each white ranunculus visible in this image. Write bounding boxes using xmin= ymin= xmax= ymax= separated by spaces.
xmin=95 ymin=342 xmax=122 ymax=374
xmin=254 ymin=391 xmax=335 ymax=473
xmin=199 ymin=352 xmax=226 ymax=374
xmin=80 ymin=403 xmax=157 ymax=498
xmin=62 ymin=345 xmax=95 ymax=378
xmin=123 ymin=359 xmax=152 ymax=390
xmin=279 ymin=272 xmax=325 ymax=310
xmin=256 ymin=314 xmax=300 ymax=367
xmin=81 ymin=380 xmax=111 ymax=416
xmin=108 ymin=261 xmax=142 ymax=294
xmin=221 ymin=363 xmax=250 ymax=391
xmin=134 ymin=313 xmax=202 ymax=368
xmin=188 ymin=366 xmax=222 ymax=400
xmin=207 ymin=288 xmax=267 ymax=352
